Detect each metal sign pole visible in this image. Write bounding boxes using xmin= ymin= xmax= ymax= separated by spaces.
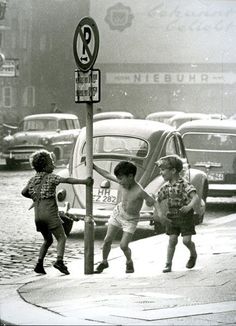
xmin=84 ymin=100 xmax=94 ymax=274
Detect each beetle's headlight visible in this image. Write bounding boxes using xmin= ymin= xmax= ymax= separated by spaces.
xmin=57 ymin=189 xmax=66 ymax=202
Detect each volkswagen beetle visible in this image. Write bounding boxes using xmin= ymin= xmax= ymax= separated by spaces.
xmin=93 ymin=111 xmax=134 ymax=122
xmin=178 ymin=119 xmax=236 ymax=197
xmin=56 ymin=119 xmax=208 ymax=235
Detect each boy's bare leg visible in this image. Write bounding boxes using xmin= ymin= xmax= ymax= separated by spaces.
xmin=163 ymin=234 xmax=178 ymax=272
xmin=102 ymin=224 xmax=120 ymax=262
xmin=183 ymin=235 xmax=197 ymax=256
xmin=51 ymin=225 xmax=67 ymax=261
xmin=38 ymin=230 xmax=53 ymax=260
xmin=183 ymin=235 xmax=197 ymax=269
xmin=95 ymin=224 xmax=119 ymax=273
xmin=120 ymin=232 xmax=135 ymax=273
xmin=120 ymin=231 xmax=133 ymax=262
xmin=166 ymin=234 xmax=178 ymax=264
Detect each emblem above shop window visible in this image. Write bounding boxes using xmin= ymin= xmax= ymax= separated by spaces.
xmin=105 ymin=2 xmax=134 ymax=32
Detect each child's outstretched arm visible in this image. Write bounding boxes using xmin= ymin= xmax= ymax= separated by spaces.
xmin=153 ymin=200 xmax=163 ymax=218
xmin=143 ymin=191 xmax=156 ymax=207
xmin=93 ymin=163 xmax=117 ymax=183
xmin=59 ymin=176 xmax=93 ymax=186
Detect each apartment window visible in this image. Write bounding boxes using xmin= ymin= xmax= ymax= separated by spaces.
xmin=2 ymin=86 xmax=13 ymax=108
xmin=23 ymin=86 xmax=35 ymax=107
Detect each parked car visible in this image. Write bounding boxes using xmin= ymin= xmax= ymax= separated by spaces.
xmin=56 ymin=119 xmax=208 ymax=235
xmin=93 ymin=111 xmax=134 ymax=122
xmin=178 ymin=119 xmax=236 ymax=197
xmin=168 ymin=112 xmax=210 ymax=128
xmin=208 ymin=113 xmax=227 ymax=120
xmin=1 ymin=113 xmax=81 ymax=168
xmin=229 ymin=113 xmax=236 ymax=120
xmin=145 ymin=111 xmax=183 ymax=124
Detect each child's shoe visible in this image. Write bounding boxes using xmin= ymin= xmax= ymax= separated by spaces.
xmin=162 ymin=263 xmax=172 ymax=273
xmin=34 ymin=263 xmax=46 ymax=274
xmin=126 ymin=261 xmax=134 ymax=273
xmin=186 ymin=255 xmax=197 ymax=269
xmin=94 ymin=261 xmax=109 ymax=273
xmin=53 ymin=260 xmax=70 ymax=275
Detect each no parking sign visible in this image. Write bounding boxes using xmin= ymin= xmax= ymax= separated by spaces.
xmin=73 ymin=17 xmax=99 ymax=72
xmin=73 ymin=17 xmax=100 ymax=103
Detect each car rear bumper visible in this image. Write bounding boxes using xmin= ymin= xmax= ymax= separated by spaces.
xmin=58 ymin=203 xmax=154 ymax=223
xmin=208 ymin=184 xmax=236 ymax=197
xmin=2 ymin=146 xmax=44 ymax=161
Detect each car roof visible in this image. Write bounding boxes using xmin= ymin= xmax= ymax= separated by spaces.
xmin=178 ymin=119 xmax=236 ymax=133
xmin=92 ymin=118 xmax=174 ymax=138
xmin=145 ymin=111 xmax=183 ymax=119
xmin=93 ymin=111 xmax=134 ymax=121
xmin=169 ymin=112 xmax=209 ymax=122
xmin=23 ymin=113 xmax=78 ymax=120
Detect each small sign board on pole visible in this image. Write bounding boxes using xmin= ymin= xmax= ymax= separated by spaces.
xmin=75 ymin=69 xmax=100 ymax=103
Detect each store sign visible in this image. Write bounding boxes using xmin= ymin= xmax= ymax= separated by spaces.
xmin=106 ymin=72 xmax=236 ymax=85
xmin=75 ymin=69 xmax=100 ymax=103
xmin=0 ymin=59 xmax=19 ymax=77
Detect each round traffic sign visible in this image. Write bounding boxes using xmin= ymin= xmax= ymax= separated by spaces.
xmin=73 ymin=17 xmax=99 ymax=72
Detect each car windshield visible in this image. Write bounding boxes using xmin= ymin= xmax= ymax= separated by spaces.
xmin=82 ymin=136 xmax=149 ymax=157
xmin=183 ymin=133 xmax=236 ymax=151
xmin=23 ymin=119 xmax=58 ymax=131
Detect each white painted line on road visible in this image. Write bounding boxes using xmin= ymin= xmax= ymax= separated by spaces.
xmin=112 ymin=301 xmax=236 ymax=321
xmin=133 ymin=292 xmax=181 ymax=299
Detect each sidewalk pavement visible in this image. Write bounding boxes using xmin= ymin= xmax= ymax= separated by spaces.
xmin=1 ymin=214 xmax=236 ymax=326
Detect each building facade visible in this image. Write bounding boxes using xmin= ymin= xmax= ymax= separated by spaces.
xmin=0 ymin=0 xmax=235 ymax=130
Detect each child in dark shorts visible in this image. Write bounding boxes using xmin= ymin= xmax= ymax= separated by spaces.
xmin=21 ymin=149 xmax=92 ymax=275
xmin=154 ymin=155 xmax=199 ymax=273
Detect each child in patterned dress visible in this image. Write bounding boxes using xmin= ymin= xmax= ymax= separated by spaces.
xmin=22 ymin=149 xmax=92 ymax=275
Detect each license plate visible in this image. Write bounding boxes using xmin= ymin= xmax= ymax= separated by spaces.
xmin=208 ymin=172 xmax=224 ymax=181
xmin=93 ymin=188 xmax=118 ymax=204
xmin=13 ymin=153 xmax=30 ymax=160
